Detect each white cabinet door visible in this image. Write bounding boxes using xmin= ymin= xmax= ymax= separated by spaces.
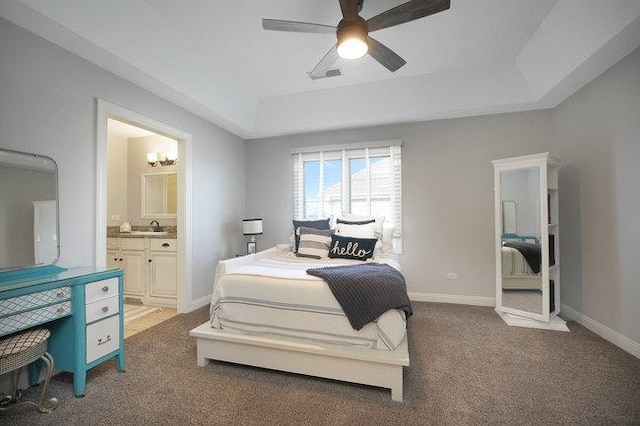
xmin=106 ymin=248 xmax=120 ymax=270
xmin=122 ymin=249 xmax=145 ymax=298
xmin=149 ymin=251 xmax=177 ymax=299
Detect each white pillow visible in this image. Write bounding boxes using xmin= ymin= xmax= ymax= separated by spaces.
xmin=341 ymin=213 xmax=385 ymax=239
xmin=336 ymin=222 xmax=376 ymax=239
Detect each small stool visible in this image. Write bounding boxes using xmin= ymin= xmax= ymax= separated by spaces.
xmin=0 ymin=328 xmax=58 ymax=413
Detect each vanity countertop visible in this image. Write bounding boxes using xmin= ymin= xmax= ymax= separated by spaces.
xmin=107 ymin=226 xmax=177 ymax=239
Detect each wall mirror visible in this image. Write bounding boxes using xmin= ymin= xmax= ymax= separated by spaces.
xmin=141 ymin=172 xmax=177 ymax=218
xmin=0 ymin=148 xmax=59 ymax=271
xmin=499 ymin=167 xmax=542 ymax=317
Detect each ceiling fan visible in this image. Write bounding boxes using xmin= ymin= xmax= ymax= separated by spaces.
xmin=262 ymin=0 xmax=451 ymax=79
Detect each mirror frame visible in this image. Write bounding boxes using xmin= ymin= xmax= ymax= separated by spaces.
xmin=140 ymin=171 xmax=177 ymax=219
xmin=0 ymin=148 xmax=60 ymax=272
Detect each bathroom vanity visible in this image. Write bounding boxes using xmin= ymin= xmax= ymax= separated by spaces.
xmin=107 ymin=235 xmax=177 ymax=307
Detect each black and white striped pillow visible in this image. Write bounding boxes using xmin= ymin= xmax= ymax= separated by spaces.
xmin=296 ymin=227 xmax=334 ymax=259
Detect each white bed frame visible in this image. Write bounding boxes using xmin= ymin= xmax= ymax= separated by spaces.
xmin=190 ymin=323 xmax=409 ymax=401
xmin=502 ymin=275 xmax=542 ymax=290
xmin=190 ymin=248 xmax=410 ymax=401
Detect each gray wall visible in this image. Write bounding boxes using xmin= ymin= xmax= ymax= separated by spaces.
xmin=553 ymin=47 xmax=640 ymax=343
xmin=0 ymin=17 xmax=246 ymax=304
xmin=247 ymin=111 xmax=553 ymax=299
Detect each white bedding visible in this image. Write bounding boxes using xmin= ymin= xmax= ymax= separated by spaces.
xmin=501 ymin=246 xmax=538 ymax=277
xmin=209 ymin=248 xmax=407 ymax=350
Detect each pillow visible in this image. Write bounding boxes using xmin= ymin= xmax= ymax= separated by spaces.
xmin=328 ymin=234 xmax=377 ymax=261
xmin=292 ymin=218 xmax=331 ymax=252
xmin=296 ymin=227 xmax=334 ymax=259
xmin=340 ymin=213 xmax=385 ymax=239
xmin=336 ymin=222 xmax=376 ymax=239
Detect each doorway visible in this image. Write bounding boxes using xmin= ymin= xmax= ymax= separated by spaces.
xmin=96 ymin=99 xmax=192 ymax=314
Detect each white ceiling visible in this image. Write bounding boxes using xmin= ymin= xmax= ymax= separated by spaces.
xmin=2 ymin=0 xmax=640 ymax=139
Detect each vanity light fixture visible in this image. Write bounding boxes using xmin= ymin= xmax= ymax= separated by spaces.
xmin=146 ymin=150 xmax=178 ymax=167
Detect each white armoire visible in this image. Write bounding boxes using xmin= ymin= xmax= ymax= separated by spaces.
xmin=492 ymin=153 xmax=568 ymax=331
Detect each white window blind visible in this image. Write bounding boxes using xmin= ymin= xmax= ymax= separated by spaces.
xmin=292 ymin=142 xmax=402 ymax=253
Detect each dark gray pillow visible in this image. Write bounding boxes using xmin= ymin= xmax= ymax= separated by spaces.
xmin=293 ymin=218 xmax=331 ymax=252
xmin=328 ymin=234 xmax=377 ymax=261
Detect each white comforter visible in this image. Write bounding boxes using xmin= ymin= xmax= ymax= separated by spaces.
xmin=501 ymin=246 xmax=537 ymax=276
xmin=209 ymin=248 xmax=407 ymax=350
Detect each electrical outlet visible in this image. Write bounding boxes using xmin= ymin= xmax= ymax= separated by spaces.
xmin=446 ymin=272 xmax=458 ymax=280
xmin=111 ymin=215 xmax=120 ymax=221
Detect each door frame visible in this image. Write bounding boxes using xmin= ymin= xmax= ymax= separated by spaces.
xmin=96 ymin=99 xmax=192 ymax=313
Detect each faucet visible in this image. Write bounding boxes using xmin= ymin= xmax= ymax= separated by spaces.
xmin=150 ymin=220 xmax=163 ymax=232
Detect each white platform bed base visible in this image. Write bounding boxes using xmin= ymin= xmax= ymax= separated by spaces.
xmin=189 ymin=322 xmax=410 ymax=401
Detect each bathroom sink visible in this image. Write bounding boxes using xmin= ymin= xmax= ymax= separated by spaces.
xmin=130 ymin=231 xmax=168 ymax=236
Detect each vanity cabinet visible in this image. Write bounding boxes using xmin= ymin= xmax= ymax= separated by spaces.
xmin=492 ymin=153 xmax=567 ymax=331
xmin=107 ymin=237 xmax=176 ymax=307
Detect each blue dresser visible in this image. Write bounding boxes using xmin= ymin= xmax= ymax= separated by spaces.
xmin=0 ymin=265 xmax=125 ymax=396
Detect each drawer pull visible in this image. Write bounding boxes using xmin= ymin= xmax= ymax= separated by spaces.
xmin=101 ymin=306 xmax=109 ymax=313
xmin=56 ymin=306 xmax=66 ymax=314
xmin=101 ymin=286 xmax=109 ymax=292
xmin=97 ymin=335 xmax=112 ymax=346
xmin=56 ymin=291 xmax=65 ymax=298
xmin=162 ymin=243 xmax=170 ymax=247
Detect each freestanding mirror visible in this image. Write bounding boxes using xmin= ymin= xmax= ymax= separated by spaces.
xmin=0 ymin=148 xmax=59 ymax=271
xmin=492 ymin=153 xmax=567 ymax=331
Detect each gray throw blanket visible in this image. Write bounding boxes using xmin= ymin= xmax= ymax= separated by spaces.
xmin=306 ymin=263 xmax=413 ymax=330
xmin=503 ymin=241 xmax=541 ymax=273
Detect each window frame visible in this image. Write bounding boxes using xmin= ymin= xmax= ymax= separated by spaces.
xmin=292 ymin=140 xmax=402 ymax=253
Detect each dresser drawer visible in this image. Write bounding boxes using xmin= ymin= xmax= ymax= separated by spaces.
xmin=0 ymin=301 xmax=71 ymax=336
xmin=85 ymin=295 xmax=119 ymax=324
xmin=85 ymin=278 xmax=119 ymax=304
xmin=86 ymin=315 xmax=120 ymax=363
xmin=106 ymin=237 xmax=121 ymax=250
xmin=149 ymin=239 xmax=177 ymax=252
xmin=0 ymin=286 xmax=71 ymax=316
xmin=121 ymin=238 xmax=145 ymax=250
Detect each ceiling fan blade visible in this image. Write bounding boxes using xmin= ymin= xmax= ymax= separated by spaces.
xmin=309 ymin=45 xmax=340 ymax=80
xmin=367 ymin=36 xmax=406 ymax=72
xmin=367 ymin=0 xmax=450 ymax=32
xmin=339 ymin=0 xmax=360 ymax=20
xmin=262 ymin=19 xmax=336 ymax=34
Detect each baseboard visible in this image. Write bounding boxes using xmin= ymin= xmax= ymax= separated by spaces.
xmin=187 ymin=294 xmax=211 ymax=312
xmin=408 ymin=292 xmax=495 ymax=307
xmin=561 ymin=304 xmax=640 ymax=359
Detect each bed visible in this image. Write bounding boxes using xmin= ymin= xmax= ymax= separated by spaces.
xmin=189 ymin=245 xmax=411 ymax=401
xmin=501 ymin=237 xmax=542 ymax=290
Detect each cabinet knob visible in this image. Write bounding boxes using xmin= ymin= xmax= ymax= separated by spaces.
xmin=101 ymin=286 xmax=109 ymax=292
xmin=56 ymin=306 xmax=65 ymax=314
xmin=56 ymin=291 xmax=65 ymax=298
xmin=101 ymin=306 xmax=109 ymax=313
xmin=148 ymin=259 xmax=152 ymax=263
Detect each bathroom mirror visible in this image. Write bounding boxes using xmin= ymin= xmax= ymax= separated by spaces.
xmin=0 ymin=148 xmax=59 ymax=271
xmin=141 ymin=172 xmax=177 ymax=218
xmin=499 ymin=167 xmax=542 ymax=317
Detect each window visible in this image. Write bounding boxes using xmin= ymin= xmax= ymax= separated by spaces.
xmin=292 ymin=141 xmax=402 ymax=253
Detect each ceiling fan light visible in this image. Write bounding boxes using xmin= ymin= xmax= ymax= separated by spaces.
xmin=337 ymin=38 xmax=368 ymax=59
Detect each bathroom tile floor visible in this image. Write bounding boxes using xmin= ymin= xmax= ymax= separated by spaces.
xmin=123 ymin=304 xmax=178 ymax=338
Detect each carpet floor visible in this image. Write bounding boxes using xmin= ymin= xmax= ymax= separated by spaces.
xmin=1 ymin=302 xmax=639 ymax=425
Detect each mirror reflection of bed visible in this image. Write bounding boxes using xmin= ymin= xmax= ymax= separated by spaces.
xmin=501 ymin=234 xmax=543 ymax=315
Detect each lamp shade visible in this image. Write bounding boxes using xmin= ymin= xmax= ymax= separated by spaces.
xmin=242 ymin=218 xmax=263 ymax=235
